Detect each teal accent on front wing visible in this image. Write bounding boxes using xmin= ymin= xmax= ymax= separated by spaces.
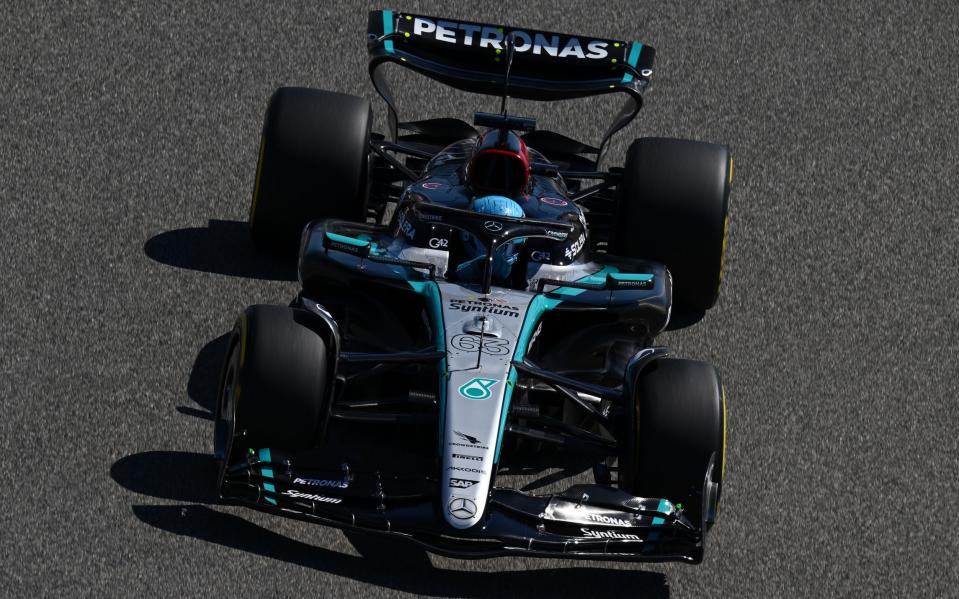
xmin=493 ymin=266 xmax=618 ymax=462
xmin=259 ymin=447 xmax=277 ymax=504
xmin=621 ymin=41 xmax=643 ymax=83
xmin=644 ymin=499 xmax=672 ymax=551
xmin=650 ymin=498 xmax=668 ymax=526
xmin=407 ymin=280 xmax=447 ymax=455
xmin=382 ymin=10 xmax=395 ymax=53
xmin=643 ymin=499 xmax=673 ymax=553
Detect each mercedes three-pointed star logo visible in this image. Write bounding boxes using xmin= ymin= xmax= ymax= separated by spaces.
xmin=448 ymin=497 xmax=477 ymax=519
xmin=484 ymin=220 xmax=503 ymax=232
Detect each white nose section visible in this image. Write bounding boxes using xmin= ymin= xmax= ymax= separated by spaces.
xmin=440 ymin=283 xmax=533 ymax=529
xmin=437 ymin=285 xmax=535 ymax=530
xmin=441 ymin=371 xmax=506 ymax=529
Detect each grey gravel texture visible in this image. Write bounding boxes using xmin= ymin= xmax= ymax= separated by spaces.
xmin=2 ymin=1 xmax=958 ymax=597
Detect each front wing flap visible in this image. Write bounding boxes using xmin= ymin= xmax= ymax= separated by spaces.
xmin=219 ymin=447 xmax=705 ymax=563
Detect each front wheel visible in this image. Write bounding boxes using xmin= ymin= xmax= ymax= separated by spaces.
xmin=214 ymin=305 xmax=330 ymax=469
xmin=620 ymin=358 xmax=726 ymax=527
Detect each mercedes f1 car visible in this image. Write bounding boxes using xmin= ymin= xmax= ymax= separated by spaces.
xmin=214 ymin=10 xmax=732 ymax=564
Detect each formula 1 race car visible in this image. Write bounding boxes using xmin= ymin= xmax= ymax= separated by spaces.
xmin=214 ymin=11 xmax=731 ymax=564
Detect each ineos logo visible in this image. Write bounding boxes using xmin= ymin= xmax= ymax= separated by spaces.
xmin=484 ymin=221 xmax=503 ymax=232
xmin=448 ymin=497 xmax=477 ymax=519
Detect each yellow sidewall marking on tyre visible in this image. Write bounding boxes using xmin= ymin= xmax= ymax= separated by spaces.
xmin=721 ymin=384 xmax=727 ymax=481
xmin=249 ymin=137 xmax=266 ymax=224
xmin=238 ymin=314 xmax=248 ymax=368
xmin=718 ymin=214 xmax=730 ymax=288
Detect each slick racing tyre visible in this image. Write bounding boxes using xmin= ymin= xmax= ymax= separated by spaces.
xmin=615 ymin=137 xmax=731 ymax=312
xmin=214 ymin=305 xmax=329 ymax=462
xmin=622 ymin=358 xmax=726 ymax=527
xmin=249 ymin=87 xmax=371 ymax=253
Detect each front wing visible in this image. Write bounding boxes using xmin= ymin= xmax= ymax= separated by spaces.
xmin=219 ymin=447 xmax=706 ymax=563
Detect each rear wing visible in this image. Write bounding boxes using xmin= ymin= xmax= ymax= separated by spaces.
xmin=367 ymin=10 xmax=655 ymax=156
xmin=367 ymin=10 xmax=654 ymax=100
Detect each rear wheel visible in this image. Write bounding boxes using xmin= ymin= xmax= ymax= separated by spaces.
xmin=621 ymin=358 xmax=726 ymax=527
xmin=213 ymin=305 xmax=329 ymax=465
xmin=249 ymin=87 xmax=371 ymax=252
xmin=615 ymin=137 xmax=732 ymax=312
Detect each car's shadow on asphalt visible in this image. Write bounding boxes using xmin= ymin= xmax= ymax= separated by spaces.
xmin=110 ymin=451 xmax=669 ymax=598
xmin=143 ymin=219 xmax=296 ymax=281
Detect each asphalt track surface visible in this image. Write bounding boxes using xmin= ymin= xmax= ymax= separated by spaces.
xmin=2 ymin=1 xmax=958 ymax=597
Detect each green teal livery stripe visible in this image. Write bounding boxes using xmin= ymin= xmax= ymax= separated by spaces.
xmin=263 ymin=482 xmax=275 ymax=493
xmin=258 ymin=448 xmax=271 ymax=462
xmin=383 ymin=10 xmax=395 ymax=53
xmin=609 ymin=273 xmax=654 ymax=282
xmin=621 ymin=42 xmax=643 ymax=83
xmin=325 ymin=231 xmax=369 ymax=247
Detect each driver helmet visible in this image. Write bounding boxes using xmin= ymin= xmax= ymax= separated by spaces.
xmin=467 ymin=129 xmax=530 ymax=197
xmin=456 ymin=195 xmax=526 ymax=282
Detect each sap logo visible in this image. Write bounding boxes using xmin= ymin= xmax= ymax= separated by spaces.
xmin=449 ymin=478 xmax=478 ymax=489
xmin=412 ymin=18 xmax=610 ymax=59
